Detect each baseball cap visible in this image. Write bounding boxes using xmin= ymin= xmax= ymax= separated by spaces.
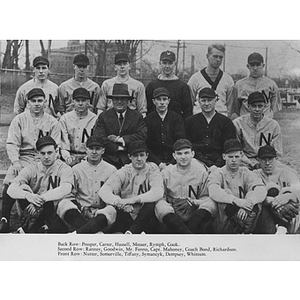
xmin=27 ymin=88 xmax=45 ymax=100
xmin=223 ymin=139 xmax=243 ymax=154
xmin=73 ymin=87 xmax=90 ymax=100
xmin=36 ymin=136 xmax=57 ymax=151
xmin=173 ymin=139 xmax=193 ymax=152
xmin=73 ymin=53 xmax=90 ymax=66
xmin=199 ymin=87 xmax=217 ymax=99
xmin=160 ymin=50 xmax=176 ymax=62
xmin=153 ymin=87 xmax=170 ymax=99
xmin=247 ymin=91 xmax=266 ymax=105
xmin=33 ymin=56 xmax=49 ymax=67
xmin=115 ymin=52 xmax=130 ymax=64
xmin=107 ymin=83 xmax=134 ymax=99
xmin=86 ymin=136 xmax=105 ymax=148
xmin=128 ymin=140 xmax=148 ymax=155
xmin=257 ymin=145 xmax=277 ymax=159
xmin=248 ymin=52 xmax=264 ymax=64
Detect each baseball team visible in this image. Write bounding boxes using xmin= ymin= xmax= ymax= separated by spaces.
xmin=0 ymin=43 xmax=299 ymax=235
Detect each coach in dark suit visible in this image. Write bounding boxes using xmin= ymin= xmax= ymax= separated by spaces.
xmin=93 ymin=83 xmax=147 ymax=169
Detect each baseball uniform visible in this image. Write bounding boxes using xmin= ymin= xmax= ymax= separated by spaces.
xmin=13 ymin=78 xmax=59 ymax=118
xmin=187 ymin=68 xmax=234 ymax=116
xmin=4 ymin=110 xmax=61 ymax=185
xmin=57 ymin=159 xmax=117 ymax=226
xmin=208 ymin=165 xmax=266 ymax=233
xmin=233 ymin=114 xmax=283 ymax=165
xmin=254 ymin=164 xmax=300 ymax=233
xmin=57 ymin=77 xmax=102 ymax=114
xmin=155 ymin=158 xmax=217 ymax=223
xmin=229 ymin=76 xmax=281 ymax=118
xmin=97 ymin=76 xmax=147 ymax=117
xmin=59 ymin=110 xmax=97 ymax=162
xmin=146 ymin=76 xmax=192 ymax=119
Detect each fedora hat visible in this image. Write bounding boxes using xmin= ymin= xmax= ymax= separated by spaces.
xmin=107 ymin=83 xmax=134 ymax=99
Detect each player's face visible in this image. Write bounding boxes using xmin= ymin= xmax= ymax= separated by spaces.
xmin=115 ymin=61 xmax=130 ymax=77
xmin=152 ymin=96 xmax=170 ymax=114
xmin=248 ymin=101 xmax=265 ymax=121
xmin=86 ymin=146 xmax=105 ymax=165
xmin=206 ymin=48 xmax=224 ymax=69
xmin=39 ymin=145 xmax=57 ymax=167
xmin=129 ymin=151 xmax=148 ymax=170
xmin=160 ymin=60 xmax=175 ymax=76
xmin=34 ymin=64 xmax=49 ymax=81
xmin=198 ymin=96 xmax=217 ymax=114
xmin=259 ymin=157 xmax=277 ymax=175
xmin=223 ymin=151 xmax=243 ymax=172
xmin=173 ymin=148 xmax=194 ymax=168
xmin=112 ymin=97 xmax=129 ymax=113
xmin=247 ymin=62 xmax=265 ymax=78
xmin=28 ymin=96 xmax=46 ymax=115
xmin=74 ymin=64 xmax=89 ymax=80
xmin=74 ymin=98 xmax=89 ymax=113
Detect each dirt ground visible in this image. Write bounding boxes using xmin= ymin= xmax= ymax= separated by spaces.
xmin=1 ymin=92 xmax=300 ymax=232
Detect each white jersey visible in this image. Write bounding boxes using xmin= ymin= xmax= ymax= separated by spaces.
xmin=59 ymin=110 xmax=97 ymax=154
xmin=58 ymin=77 xmax=102 ymax=114
xmin=98 ymin=76 xmax=147 ymax=117
xmin=233 ymin=114 xmax=283 ymax=164
xmin=187 ymin=69 xmax=234 ymax=116
xmin=13 ymin=78 xmax=59 ymax=118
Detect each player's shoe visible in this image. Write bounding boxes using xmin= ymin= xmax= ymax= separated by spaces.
xmin=0 ymin=218 xmax=10 ymax=233
xmin=275 ymin=225 xmax=287 ymax=234
xmin=12 ymin=227 xmax=26 ymax=234
xmin=38 ymin=225 xmax=49 ymax=233
xmin=125 ymin=230 xmax=132 ymax=234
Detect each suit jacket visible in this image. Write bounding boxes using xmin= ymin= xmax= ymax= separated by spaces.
xmin=93 ymin=108 xmax=147 ymax=168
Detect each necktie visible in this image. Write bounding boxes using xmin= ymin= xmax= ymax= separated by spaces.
xmin=119 ymin=112 xmax=124 ymax=124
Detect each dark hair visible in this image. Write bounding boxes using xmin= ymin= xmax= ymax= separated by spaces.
xmin=207 ymin=43 xmax=226 ymax=54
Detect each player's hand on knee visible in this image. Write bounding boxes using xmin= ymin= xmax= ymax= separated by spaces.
xmin=237 ymin=208 xmax=247 ymax=220
xmin=272 ymin=193 xmax=294 ymax=209
xmin=26 ymin=203 xmax=37 ymax=215
xmin=25 ymin=193 xmax=45 ymax=207
xmin=12 ymin=160 xmax=22 ymax=176
xmin=234 ymin=197 xmax=253 ymax=211
xmin=123 ymin=205 xmax=134 ymax=213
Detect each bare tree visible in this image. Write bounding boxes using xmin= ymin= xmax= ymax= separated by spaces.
xmin=39 ymin=40 xmax=52 ymax=58
xmin=2 ymin=40 xmax=23 ymax=69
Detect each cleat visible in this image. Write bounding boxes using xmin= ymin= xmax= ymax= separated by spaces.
xmin=276 ymin=225 xmax=287 ymax=234
xmin=125 ymin=230 xmax=132 ymax=234
xmin=0 ymin=218 xmax=10 ymax=233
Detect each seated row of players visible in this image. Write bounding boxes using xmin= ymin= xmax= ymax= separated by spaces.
xmin=1 ymin=134 xmax=299 ymax=235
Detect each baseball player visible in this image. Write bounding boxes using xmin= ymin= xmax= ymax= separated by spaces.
xmin=185 ymin=87 xmax=236 ymax=168
xmin=146 ymin=50 xmax=192 ymax=119
xmin=188 ymin=44 xmax=234 ymax=116
xmin=233 ymin=91 xmax=283 ymax=170
xmin=57 ymin=53 xmax=102 ymax=115
xmin=229 ymin=52 xmax=281 ymax=120
xmin=145 ymin=87 xmax=186 ymax=170
xmin=0 ymin=88 xmax=61 ymax=233
xmin=6 ymin=136 xmax=73 ymax=233
xmin=207 ymin=139 xmax=267 ymax=234
xmin=57 ymin=136 xmax=117 ymax=233
xmin=254 ymin=145 xmax=300 ymax=234
xmin=97 ymin=52 xmax=147 ymax=117
xmin=155 ymin=139 xmax=217 ymax=234
xmin=59 ymin=87 xmax=98 ymax=167
xmin=13 ymin=56 xmax=59 ymax=118
xmin=98 ymin=140 xmax=164 ymax=234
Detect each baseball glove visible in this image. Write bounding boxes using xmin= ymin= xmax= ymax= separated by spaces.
xmin=272 ymin=199 xmax=300 ymax=223
xmin=168 ymin=197 xmax=197 ymax=222
xmin=20 ymin=204 xmax=44 ymax=233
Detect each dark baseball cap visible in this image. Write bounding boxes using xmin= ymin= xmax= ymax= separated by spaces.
xmin=153 ymin=87 xmax=170 ymax=99
xmin=173 ymin=139 xmax=193 ymax=152
xmin=86 ymin=136 xmax=105 ymax=148
xmin=33 ymin=56 xmax=49 ymax=67
xmin=257 ymin=145 xmax=277 ymax=159
xmin=199 ymin=87 xmax=217 ymax=99
xmin=73 ymin=87 xmax=90 ymax=100
xmin=247 ymin=91 xmax=266 ymax=105
xmin=36 ymin=136 xmax=57 ymax=151
xmin=128 ymin=140 xmax=148 ymax=155
xmin=160 ymin=50 xmax=175 ymax=62
xmin=27 ymin=88 xmax=45 ymax=100
xmin=115 ymin=52 xmax=130 ymax=64
xmin=73 ymin=53 xmax=90 ymax=66
xmin=248 ymin=52 xmax=264 ymax=64
xmin=223 ymin=139 xmax=243 ymax=154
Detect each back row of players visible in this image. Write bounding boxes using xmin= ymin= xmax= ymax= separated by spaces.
xmin=0 ymin=44 xmax=298 ymax=234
